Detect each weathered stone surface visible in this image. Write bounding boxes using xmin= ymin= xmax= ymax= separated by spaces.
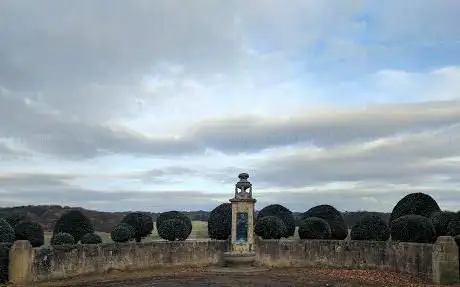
xmin=230 ymin=200 xmax=256 ymax=253
xmin=9 ymin=240 xmax=33 ymax=285
xmin=256 ymin=239 xmax=434 ymax=281
xmin=7 ymin=238 xmax=459 ymax=285
xmin=30 ymin=240 xmax=228 ymax=282
xmin=432 ymin=236 xmax=459 ymax=285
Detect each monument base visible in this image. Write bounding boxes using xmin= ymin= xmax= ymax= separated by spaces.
xmin=209 ymin=266 xmax=270 ymax=274
xmin=210 ymin=252 xmax=268 ymax=273
xmin=222 ymin=251 xmax=256 ymax=267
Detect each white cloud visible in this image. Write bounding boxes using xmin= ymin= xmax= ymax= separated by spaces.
xmin=0 ymin=1 xmax=459 ymax=212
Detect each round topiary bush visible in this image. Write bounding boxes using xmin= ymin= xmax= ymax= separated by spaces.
xmin=455 ymin=234 xmax=460 ymax=280
xmin=301 ymin=205 xmax=347 ymax=240
xmin=446 ymin=218 xmax=460 ymax=236
xmin=14 ymin=221 xmax=45 ymax=247
xmin=120 ymin=212 xmax=154 ymax=242
xmin=208 ymin=203 xmax=231 ymax=240
xmin=390 ymin=214 xmax=436 ymax=243
xmin=53 ymin=210 xmax=94 ymax=243
xmin=455 ymin=234 xmax=460 ymax=247
xmin=5 ymin=213 xmax=29 ymax=228
xmin=430 ymin=211 xmax=458 ymax=237
xmin=350 ymin=215 xmax=390 ymax=241
xmin=0 ymin=243 xmax=12 ymax=283
xmin=455 ymin=234 xmax=460 ymax=275
xmin=257 ymin=204 xmax=296 ymax=238
xmin=157 ymin=218 xmax=189 ymax=241
xmin=50 ymin=232 xmax=75 ymax=245
xmin=298 ymin=217 xmax=331 ymax=239
xmin=81 ymin=233 xmax=103 ymax=244
xmin=255 ymin=216 xmax=286 ymax=239
xmin=110 ymin=223 xmax=135 ymax=243
xmin=389 ymin=192 xmax=440 ymax=224
xmin=0 ymin=218 xmax=15 ymax=243
xmin=156 ymin=211 xmax=192 ymax=238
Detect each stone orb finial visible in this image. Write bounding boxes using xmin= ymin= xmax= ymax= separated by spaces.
xmin=238 ymin=173 xmax=249 ymax=180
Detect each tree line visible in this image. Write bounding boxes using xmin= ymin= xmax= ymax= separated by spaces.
xmin=0 ymin=205 xmax=391 ymax=232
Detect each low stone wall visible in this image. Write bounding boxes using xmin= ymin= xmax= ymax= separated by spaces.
xmin=12 ymin=240 xmax=228 ymax=283
xmin=256 ymin=239 xmax=433 ymax=279
xmin=7 ymin=237 xmax=459 ymax=285
xmin=256 ymin=236 xmax=459 ymax=284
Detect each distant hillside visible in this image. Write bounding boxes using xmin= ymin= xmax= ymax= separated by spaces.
xmin=0 ymin=205 xmax=390 ymax=233
xmin=0 ymin=205 xmax=211 ymax=232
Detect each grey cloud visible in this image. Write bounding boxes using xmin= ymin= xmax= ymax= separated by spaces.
xmin=0 ymin=172 xmax=95 ymax=196
xmin=0 ymin=188 xmax=223 ymax=212
xmin=1 ymin=1 xmax=459 ymax=213
xmin=251 ymin=124 xmax=460 ymax=188
xmin=0 ymin=143 xmax=29 ymax=159
xmin=0 ymin=1 xmax=243 ymax=90
xmin=1 ymin=0 xmax=455 ymax=121
xmin=0 ymin=0 xmax=248 ymax=123
xmin=133 ymin=167 xmax=201 ymax=184
xmin=2 ymin=88 xmax=460 ymax=160
xmin=0 ymin=171 xmax=228 ymax=211
xmin=0 ymin=143 xmax=13 ymax=155
xmin=0 ymin=171 xmax=458 ymax=212
xmin=187 ymin=100 xmax=460 ymax=153
xmin=0 ymin=90 xmax=202 ymax=159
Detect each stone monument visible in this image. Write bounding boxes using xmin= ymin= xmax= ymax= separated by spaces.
xmin=222 ymin=173 xmax=257 ymax=266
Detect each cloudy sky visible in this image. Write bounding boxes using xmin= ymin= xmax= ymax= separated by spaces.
xmin=1 ymin=1 xmax=459 ymax=213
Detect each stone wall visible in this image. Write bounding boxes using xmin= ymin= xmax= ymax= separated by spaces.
xmin=256 ymin=239 xmax=433 ymax=279
xmin=7 ymin=237 xmax=459 ymax=285
xmin=28 ymin=240 xmax=228 ymax=282
xmin=256 ymin=236 xmax=459 ymax=284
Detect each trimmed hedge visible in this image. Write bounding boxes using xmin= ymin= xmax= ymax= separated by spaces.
xmin=111 ymin=223 xmax=135 ymax=243
xmin=156 ymin=211 xmax=192 ymax=239
xmin=157 ymin=218 xmax=189 ymax=241
xmin=120 ymin=212 xmax=154 ymax=242
xmin=208 ymin=203 xmax=231 ymax=240
xmin=255 ymin=216 xmax=286 ymax=239
xmin=0 ymin=218 xmax=15 ymax=243
xmin=301 ymin=205 xmax=347 ymax=240
xmin=53 ymin=210 xmax=94 ymax=243
xmin=257 ymin=204 xmax=295 ymax=238
xmin=430 ymin=211 xmax=458 ymax=237
xmin=14 ymin=221 xmax=45 ymax=247
xmin=390 ymin=214 xmax=436 ymax=243
xmin=0 ymin=243 xmax=11 ymax=284
xmin=447 ymin=218 xmax=460 ymax=236
xmin=350 ymin=215 xmax=390 ymax=241
xmin=81 ymin=233 xmax=103 ymax=244
xmin=298 ymin=217 xmax=331 ymax=239
xmin=50 ymin=232 xmax=75 ymax=245
xmin=389 ymin=192 xmax=440 ymax=224
xmin=5 ymin=213 xmax=29 ymax=228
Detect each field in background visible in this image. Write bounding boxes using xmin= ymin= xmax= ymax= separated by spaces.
xmin=43 ymin=221 xmax=309 ymax=245
xmin=44 ymin=221 xmax=209 ymax=245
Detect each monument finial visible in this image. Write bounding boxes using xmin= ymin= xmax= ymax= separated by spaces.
xmin=238 ymin=173 xmax=249 ymax=180
xmin=234 ymin=172 xmax=252 ymax=199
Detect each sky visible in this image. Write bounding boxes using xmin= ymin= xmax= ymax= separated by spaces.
xmin=0 ymin=0 xmax=459 ymax=213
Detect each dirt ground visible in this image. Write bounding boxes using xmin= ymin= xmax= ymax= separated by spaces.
xmin=37 ymin=267 xmax=457 ymax=287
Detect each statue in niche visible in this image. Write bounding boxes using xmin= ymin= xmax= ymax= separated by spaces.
xmin=234 ymin=173 xmax=252 ymax=199
xmin=236 ymin=211 xmax=248 ymax=242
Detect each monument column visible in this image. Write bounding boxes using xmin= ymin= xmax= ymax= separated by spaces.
xmin=223 ymin=173 xmax=257 ymax=266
